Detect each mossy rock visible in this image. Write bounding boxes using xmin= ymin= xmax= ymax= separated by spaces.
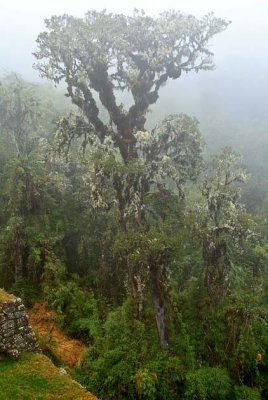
xmin=0 ymin=289 xmax=15 ymax=305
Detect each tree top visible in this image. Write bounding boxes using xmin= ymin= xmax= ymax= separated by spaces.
xmin=34 ymin=10 xmax=229 ymax=162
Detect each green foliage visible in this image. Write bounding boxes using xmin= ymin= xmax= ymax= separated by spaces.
xmin=77 ymin=300 xmax=144 ymax=399
xmin=113 ymin=229 xmax=172 ymax=280
xmin=0 ymin=75 xmax=69 ymax=295
xmin=76 ymin=298 xmax=187 ymax=400
xmin=184 ymin=367 xmax=232 ymax=400
xmin=195 ymin=147 xmax=254 ymax=293
xmin=146 ymin=355 xmax=185 ymax=400
xmin=11 ymin=277 xmax=40 ymax=307
xmin=172 ymin=273 xmax=268 ymax=391
xmin=44 ymin=271 xmax=101 ymax=339
xmin=135 ymin=369 xmax=157 ymax=400
xmin=234 ymin=385 xmax=261 ymax=400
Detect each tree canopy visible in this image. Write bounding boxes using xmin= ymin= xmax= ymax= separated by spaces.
xmin=34 ymin=10 xmax=229 ymax=162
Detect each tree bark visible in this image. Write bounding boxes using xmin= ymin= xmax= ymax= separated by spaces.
xmin=149 ymin=265 xmax=169 ymax=349
xmin=14 ymin=233 xmax=23 ymax=282
xmin=133 ymin=274 xmax=145 ymax=320
xmin=203 ymin=236 xmax=230 ymax=294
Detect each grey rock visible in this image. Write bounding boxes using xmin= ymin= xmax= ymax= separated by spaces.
xmin=7 ymin=349 xmax=19 ymax=360
xmin=0 ymin=294 xmax=40 ymax=358
xmin=3 ymin=306 xmax=15 ymax=315
xmin=3 ymin=329 xmax=14 ymax=338
xmin=59 ymin=368 xmax=67 ymax=375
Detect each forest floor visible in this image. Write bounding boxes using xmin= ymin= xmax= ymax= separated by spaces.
xmin=28 ymin=302 xmax=86 ymax=367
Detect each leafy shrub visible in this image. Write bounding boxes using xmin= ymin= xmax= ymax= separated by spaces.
xmin=234 ymin=385 xmax=260 ymax=400
xmin=135 ymin=369 xmax=157 ymax=400
xmin=76 ymin=298 xmax=187 ymax=400
xmin=77 ymin=299 xmax=146 ymax=399
xmin=43 ymin=262 xmax=101 ymax=340
xmin=184 ymin=367 xmax=232 ymax=400
xmin=11 ymin=277 xmax=40 ymax=306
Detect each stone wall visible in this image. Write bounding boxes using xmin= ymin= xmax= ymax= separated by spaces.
xmin=0 ymin=290 xmax=40 ymax=359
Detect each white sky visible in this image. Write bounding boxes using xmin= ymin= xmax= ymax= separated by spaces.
xmin=1 ymin=0 xmax=267 ymax=16
xmin=0 ymin=0 xmax=268 ymax=79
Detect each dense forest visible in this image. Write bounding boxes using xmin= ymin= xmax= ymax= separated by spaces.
xmin=1 ymin=9 xmax=268 ymax=400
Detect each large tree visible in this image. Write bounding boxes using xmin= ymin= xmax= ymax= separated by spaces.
xmin=34 ymin=10 xmax=228 ymax=163
xmin=200 ymin=148 xmax=253 ymax=294
xmin=34 ymin=9 xmax=229 ymax=348
xmin=0 ymin=75 xmax=67 ymax=288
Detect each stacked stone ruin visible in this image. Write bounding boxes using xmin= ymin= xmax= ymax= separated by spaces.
xmin=0 ymin=290 xmax=40 ymax=359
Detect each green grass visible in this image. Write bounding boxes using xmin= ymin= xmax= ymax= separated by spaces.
xmin=0 ymin=353 xmax=97 ymax=400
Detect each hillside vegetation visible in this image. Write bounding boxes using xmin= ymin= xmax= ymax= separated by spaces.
xmin=0 ymin=353 xmax=97 ymax=400
xmin=1 ymin=8 xmax=268 ymax=400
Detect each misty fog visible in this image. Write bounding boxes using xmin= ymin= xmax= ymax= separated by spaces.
xmin=1 ymin=3 xmax=268 ymax=399
xmin=1 ymin=1 xmax=267 ymax=188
